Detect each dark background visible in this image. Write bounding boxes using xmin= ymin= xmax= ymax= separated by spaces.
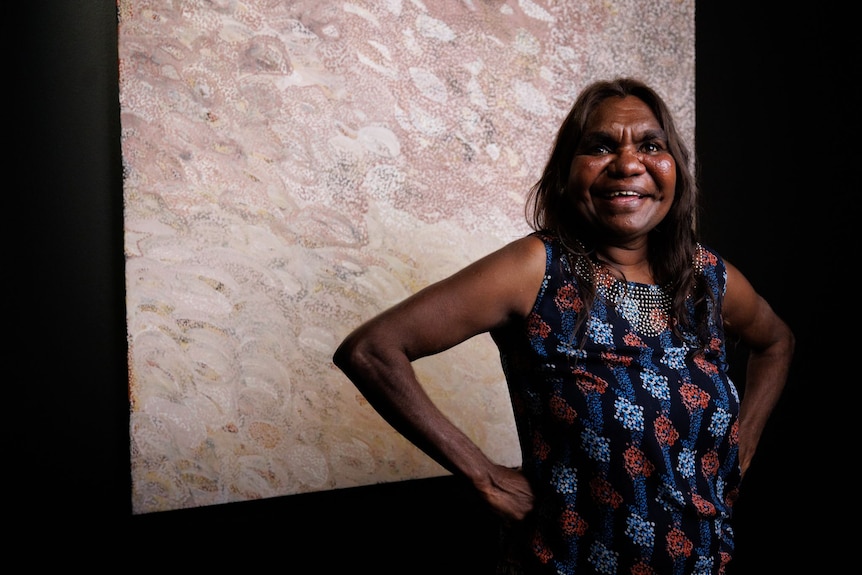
xmin=15 ymin=2 xmax=851 ymax=571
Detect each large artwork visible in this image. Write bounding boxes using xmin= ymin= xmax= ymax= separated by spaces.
xmin=121 ymin=0 xmax=694 ymax=514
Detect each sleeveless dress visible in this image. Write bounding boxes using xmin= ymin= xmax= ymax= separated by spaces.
xmin=490 ymin=233 xmax=742 ymax=575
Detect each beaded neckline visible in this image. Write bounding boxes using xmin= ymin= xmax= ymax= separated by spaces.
xmin=573 ymin=255 xmax=672 ymax=337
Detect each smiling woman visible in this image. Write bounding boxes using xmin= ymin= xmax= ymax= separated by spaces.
xmin=333 ymin=77 xmax=794 ymax=574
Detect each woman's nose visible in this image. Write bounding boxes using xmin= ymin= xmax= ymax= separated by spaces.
xmin=608 ymin=149 xmax=645 ymax=177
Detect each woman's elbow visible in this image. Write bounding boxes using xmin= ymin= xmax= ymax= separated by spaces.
xmin=332 ymin=334 xmax=361 ymax=374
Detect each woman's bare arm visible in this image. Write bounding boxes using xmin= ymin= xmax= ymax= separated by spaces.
xmin=332 ymin=235 xmax=546 ymax=519
xmin=721 ymin=260 xmax=795 ymax=476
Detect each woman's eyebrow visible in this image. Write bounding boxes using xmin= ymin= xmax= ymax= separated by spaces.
xmin=639 ymin=128 xmax=668 ymax=142
xmin=578 ymin=131 xmax=616 ymax=147
xmin=577 ymin=127 xmax=668 ymax=151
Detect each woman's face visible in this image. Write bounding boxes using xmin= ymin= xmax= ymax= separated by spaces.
xmin=566 ymin=95 xmax=676 ymax=244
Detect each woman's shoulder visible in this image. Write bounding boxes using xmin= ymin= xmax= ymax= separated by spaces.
xmin=694 ymin=242 xmax=728 ymax=295
xmin=528 ymin=230 xmax=563 ymax=251
xmin=501 ymin=232 xmax=551 ymax=264
xmin=694 ymin=242 xmax=726 ymax=272
xmin=479 ymin=233 xmax=548 ymax=273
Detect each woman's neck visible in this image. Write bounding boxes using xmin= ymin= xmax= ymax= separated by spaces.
xmin=593 ymin=242 xmax=653 ymax=284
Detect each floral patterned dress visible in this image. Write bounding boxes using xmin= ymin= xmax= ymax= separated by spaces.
xmin=491 ymin=233 xmax=742 ymax=575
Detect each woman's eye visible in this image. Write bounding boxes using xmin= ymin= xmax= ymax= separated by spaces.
xmin=591 ymin=144 xmax=612 ymax=154
xmin=641 ymin=141 xmax=665 ymax=153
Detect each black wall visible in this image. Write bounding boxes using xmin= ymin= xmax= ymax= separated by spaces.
xmin=696 ymin=4 xmax=853 ymax=573
xmin=17 ymin=3 xmax=851 ymax=571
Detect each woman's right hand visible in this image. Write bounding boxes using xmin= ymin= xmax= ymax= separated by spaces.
xmin=477 ymin=465 xmax=535 ymax=522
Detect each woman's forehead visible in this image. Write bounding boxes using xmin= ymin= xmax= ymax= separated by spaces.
xmin=586 ymin=96 xmax=661 ymax=133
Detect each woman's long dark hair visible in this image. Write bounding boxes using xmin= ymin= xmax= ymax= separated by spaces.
xmin=525 ymin=77 xmax=713 ymax=347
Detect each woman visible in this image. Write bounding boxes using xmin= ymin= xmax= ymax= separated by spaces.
xmin=333 ymin=77 xmax=794 ymax=574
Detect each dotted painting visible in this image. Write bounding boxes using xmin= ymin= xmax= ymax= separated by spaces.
xmin=120 ymin=0 xmax=694 ymax=514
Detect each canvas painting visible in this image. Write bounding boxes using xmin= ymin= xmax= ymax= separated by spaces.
xmin=120 ymin=0 xmax=694 ymax=515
